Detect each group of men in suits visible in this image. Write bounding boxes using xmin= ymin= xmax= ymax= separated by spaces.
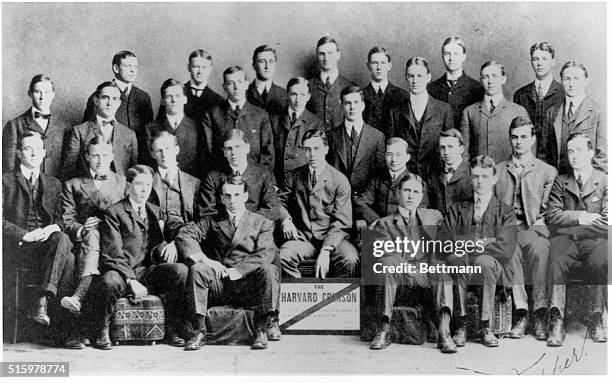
xmin=2 ymin=35 xmax=607 ymax=353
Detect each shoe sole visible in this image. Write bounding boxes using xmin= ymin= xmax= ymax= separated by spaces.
xmin=441 ymin=348 xmax=458 ymax=354
xmin=60 ymin=297 xmax=81 ymax=314
xmin=65 ymin=344 xmax=85 ymax=350
xmin=29 ymin=315 xmax=50 ymax=326
xmin=251 ymin=344 xmax=268 ymax=350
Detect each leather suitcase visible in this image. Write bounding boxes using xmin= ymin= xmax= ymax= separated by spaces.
xmin=205 ymin=306 xmax=255 ymax=345
xmin=110 ymin=295 xmax=165 ymax=344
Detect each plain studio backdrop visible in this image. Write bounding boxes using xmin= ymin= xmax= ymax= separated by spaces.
xmin=2 ymin=2 xmax=606 ymax=126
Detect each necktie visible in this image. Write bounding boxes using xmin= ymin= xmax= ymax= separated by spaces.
xmin=122 ymin=87 xmax=130 ymax=99
xmin=447 ymin=79 xmax=457 ymax=89
xmin=173 ymin=120 xmax=179 ymax=130
xmin=537 ymin=83 xmax=544 ymax=100
xmin=474 ymin=198 xmax=483 ymax=222
xmin=515 ymin=162 xmax=525 ymax=176
xmin=445 ymin=167 xmax=455 ymax=182
xmin=163 ymin=172 xmax=173 ymax=186
xmin=234 ymin=105 xmax=241 ymax=115
xmin=137 ymin=206 xmax=146 ymax=221
xmin=391 ymin=173 xmax=396 ymax=182
xmin=191 ymin=87 xmax=202 ymax=97
xmin=261 ymin=87 xmax=268 ymax=103
xmin=577 ymin=174 xmax=584 ymax=190
xmin=311 ymin=170 xmax=317 ymax=188
xmin=567 ymin=101 xmax=574 ymax=120
xmin=489 ymin=99 xmax=496 ymax=114
xmin=351 ymin=126 xmax=359 ymax=143
xmin=29 ymin=172 xmax=36 ymax=187
xmin=377 ymin=87 xmax=384 ymax=97
xmin=34 ymin=112 xmax=50 ymax=119
xmin=93 ymin=174 xmax=107 ymax=181
xmin=234 ymin=170 xmax=241 ymax=177
xmin=101 ymin=120 xmax=114 ymax=127
xmin=231 ymin=215 xmax=237 ymax=229
xmin=325 ymin=77 xmax=332 ymax=90
xmin=290 ymin=112 xmax=297 ymax=126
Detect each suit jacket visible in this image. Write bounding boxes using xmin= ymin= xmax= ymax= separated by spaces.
xmin=62 ymin=120 xmax=138 ymax=181
xmin=144 ymin=116 xmax=206 ymax=178
xmin=547 ymin=169 xmax=607 ymax=240
xmin=307 ymin=74 xmax=356 ymax=130
xmin=362 ymin=81 xmax=409 ymax=135
xmin=388 ymin=95 xmax=454 ymax=178
xmin=495 ymin=157 xmax=557 ymax=237
xmin=99 ymin=199 xmax=167 ymax=281
xmin=149 ymin=169 xmax=201 ymax=235
xmin=3 ymin=169 xmax=64 ymax=246
xmin=175 ymin=209 xmax=276 ymax=276
xmin=327 ymin=123 xmax=386 ymax=194
xmin=83 ymin=83 xmax=153 ymax=163
xmin=61 ymin=172 xmax=127 ymax=242
xmin=280 ymin=164 xmax=352 ymax=249
xmin=157 ymin=83 xmax=224 ymax=124
xmin=354 ymin=168 xmax=411 ymax=224
xmin=460 ymin=97 xmax=530 ymax=164
xmin=202 ymin=100 xmax=275 ymax=172
xmin=426 ymin=160 xmax=473 ymax=214
xmin=270 ymin=109 xmax=325 ymax=185
xmin=541 ymin=97 xmax=607 ymax=174
xmin=513 ymin=79 xmax=564 ymax=135
xmin=3 ymin=109 xmax=71 ymax=179
xmin=247 ymin=81 xmax=287 ymax=116
xmin=428 ymin=72 xmax=484 ymax=130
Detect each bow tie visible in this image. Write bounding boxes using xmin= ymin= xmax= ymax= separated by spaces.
xmin=93 ymin=174 xmax=108 ymax=181
xmin=34 ymin=112 xmax=50 ymax=119
xmin=445 ymin=167 xmax=455 ymax=174
xmin=101 ymin=120 xmax=114 ymax=127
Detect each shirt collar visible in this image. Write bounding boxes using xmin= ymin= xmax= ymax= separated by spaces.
xmin=474 ymin=192 xmax=493 ymax=209
xmin=320 ymin=69 xmax=339 ymax=85
xmin=389 ymin=168 xmax=406 ymax=180
xmin=308 ymin=164 xmax=326 ymax=177
xmin=288 ymin=107 xmax=304 ymax=119
xmin=344 ymin=120 xmax=364 ymax=136
xmin=128 ymin=197 xmax=146 ymax=213
xmin=90 ymin=167 xmax=110 ymax=179
xmin=96 ymin=114 xmax=115 ymax=127
xmin=574 ymin=165 xmax=593 ymax=184
xmin=189 ymin=80 xmax=207 ymax=90
xmin=410 ymin=92 xmax=429 ymax=105
xmin=228 ymin=99 xmax=246 ymax=111
xmin=484 ymin=93 xmax=503 ymax=107
xmin=445 ymin=158 xmax=463 ymax=172
xmin=227 ymin=208 xmax=245 ymax=225
xmin=445 ymin=71 xmax=463 ymax=82
xmin=166 ymin=114 xmax=184 ymax=128
xmin=534 ymin=76 xmax=554 ymax=94
xmin=371 ymin=79 xmax=389 ymax=93
xmin=398 ymin=206 xmax=416 ymax=221
xmin=114 ymin=78 xmax=131 ymax=93
xmin=31 ymin=106 xmax=50 ymax=119
xmin=158 ymin=166 xmax=178 ymax=181
xmin=229 ymin=162 xmax=248 ymax=176
xmin=20 ymin=164 xmax=39 ymax=181
xmin=511 ymin=153 xmax=534 ymax=168
xmin=255 ymin=79 xmax=272 ymax=94
xmin=566 ymin=94 xmax=586 ymax=111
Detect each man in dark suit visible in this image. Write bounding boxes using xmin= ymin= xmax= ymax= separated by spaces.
xmin=362 ymin=46 xmax=409 ymax=134
xmin=247 ymin=45 xmax=287 ymax=116
xmin=279 ymin=130 xmax=359 ymax=279
xmin=3 ymin=74 xmax=71 ymax=179
xmin=175 ymin=175 xmax=279 ymax=350
xmin=60 ymin=136 xmax=127 ymax=318
xmin=145 ymin=79 xmax=205 ymax=179
xmin=158 ymin=50 xmax=224 ymax=124
xmin=88 ymin=165 xmax=189 ymax=350
xmin=426 ymin=129 xmax=472 ymax=214
xmin=388 ymin=57 xmax=454 ymax=179
xmin=495 ymin=117 xmax=557 ymax=340
xmin=460 ymin=61 xmax=530 ymax=164
xmin=428 ymin=37 xmax=484 ymax=130
xmin=2 ymin=133 xmax=76 ymax=346
xmin=328 ymin=85 xmax=385 ymax=196
xmin=546 ymin=133 xmax=607 ymax=346
xmin=438 ymin=156 xmax=518 ymax=348
xmin=63 ymin=82 xmax=138 ymax=181
xmin=307 ymin=36 xmax=356 ymax=130
xmin=82 ymin=51 xmax=153 ymax=164
xmin=270 ymin=77 xmax=325 ymax=186
xmin=202 ymin=66 xmax=274 ymax=172
xmin=513 ymin=42 xmax=564 ymax=146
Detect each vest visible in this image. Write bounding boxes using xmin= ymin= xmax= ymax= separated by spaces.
xmin=26 ymin=176 xmax=45 ymax=231
xmin=158 ymin=176 xmax=184 ymax=226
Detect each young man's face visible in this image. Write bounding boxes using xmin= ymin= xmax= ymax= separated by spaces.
xmin=188 ymin=56 xmax=213 ymax=86
xmin=406 ymin=64 xmax=431 ymax=95
xmin=567 ymin=136 xmax=594 ymax=171
xmin=287 ymin=83 xmax=311 ymax=111
xmin=442 ymin=43 xmax=466 ymax=73
xmin=221 ymin=183 xmax=248 ymax=215
xmin=128 ymin=173 xmax=153 ymax=205
xmin=222 ymin=137 xmax=250 ymax=168
xmin=562 ymin=67 xmax=588 ymax=98
xmin=113 ymin=56 xmax=138 ymax=83
xmin=162 ymin=85 xmax=187 ymax=116
xmin=367 ymin=52 xmax=392 ymax=82
xmin=341 ymin=92 xmax=365 ymax=122
xmin=28 ymin=81 xmax=55 ymax=113
xmin=86 ymin=142 xmax=114 ymax=175
xmin=253 ymin=51 xmax=276 ymax=81
xmin=150 ymin=135 xmax=180 ymax=170
xmin=17 ymin=135 xmax=45 ymax=170
xmin=397 ymin=179 xmax=424 ymax=210
xmin=530 ymin=49 xmax=555 ymax=79
xmin=302 ymin=137 xmax=329 ymax=170
xmin=480 ymin=65 xmax=506 ymax=97
xmin=470 ymin=166 xmax=497 ymax=195
xmin=317 ymin=42 xmax=340 ymax=72
xmin=385 ymin=142 xmax=410 ymax=173
xmin=94 ymin=86 xmax=122 ymax=119
xmin=223 ymin=71 xmax=248 ymax=103
xmin=439 ymin=136 xmax=464 ymax=166
xmin=510 ymin=125 xmax=536 ymax=156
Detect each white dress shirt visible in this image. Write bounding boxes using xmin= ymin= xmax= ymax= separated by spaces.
xmin=166 ymin=114 xmax=184 ymax=130
xmin=534 ymin=76 xmax=554 ymax=97
xmin=229 ymin=162 xmax=248 ymax=176
xmin=320 ymin=69 xmax=339 ymax=85
xmin=20 ymin=164 xmax=40 ymax=184
xmin=255 ymin=79 xmax=272 ymax=95
xmin=484 ymin=93 xmax=504 ymax=112
xmin=31 ymin=107 xmax=50 ymax=131
xmin=344 ymin=120 xmax=364 ymax=137
xmin=565 ymin=94 xmax=586 ymax=117
xmin=228 ymin=99 xmax=246 ymax=112
xmin=410 ymin=93 xmax=429 ymax=121
xmin=371 ymin=79 xmax=389 ymax=94
xmin=114 ymin=78 xmax=132 ymax=96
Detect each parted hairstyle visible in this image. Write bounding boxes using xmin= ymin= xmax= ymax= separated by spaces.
xmin=470 ymin=155 xmax=497 ymax=175
xmin=302 ymin=129 xmax=328 ymax=146
xmin=386 ymin=137 xmax=409 ymax=153
xmin=560 ymin=61 xmax=588 ymax=78
xmin=221 ymin=174 xmax=249 ymax=193
xmin=317 ymin=36 xmax=339 ymax=51
xmin=530 ymin=42 xmax=555 ymax=58
xmin=253 ymin=44 xmax=277 ymax=63
xmin=566 ymin=132 xmax=593 ymax=150
xmin=397 ymin=172 xmax=425 ymax=190
xmin=87 ymin=134 xmax=114 ymax=153
xmin=340 ymin=85 xmax=364 ymax=102
xmin=29 ymin=74 xmax=54 ymax=93
xmin=509 ymin=116 xmax=535 ymax=136
xmin=223 ymin=66 xmax=246 ymax=81
xmin=160 ymin=78 xmax=186 ymax=97
xmin=18 ymin=132 xmax=44 ymax=150
xmin=150 ymin=130 xmax=178 ymax=150
xmin=405 ymin=57 xmax=431 ymax=74
xmin=442 ymin=36 xmax=467 ymax=54
xmin=480 ymin=61 xmax=505 ymax=76
xmin=439 ymin=128 xmax=465 ymax=146
xmin=222 ymin=128 xmax=249 ymax=145
xmin=368 ymin=46 xmax=391 ymax=62
xmin=126 ymin=165 xmax=154 ymax=183
xmin=112 ymin=50 xmax=137 ymax=67
xmin=94 ymin=81 xmax=120 ymax=97
xmin=287 ymin=76 xmax=310 ymax=92
xmin=189 ymin=49 xmax=213 ymax=63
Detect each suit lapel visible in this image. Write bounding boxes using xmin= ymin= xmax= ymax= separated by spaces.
xmin=579 ymin=172 xmax=600 ymax=199
xmin=527 ymin=82 xmax=537 ymax=103
xmin=312 ymin=165 xmax=329 ymax=192
xmin=178 ymin=171 xmax=194 ymax=219
xmin=448 ymin=161 xmax=469 ymax=184
xmin=482 ymin=196 xmax=498 ymax=225
xmin=353 ymin=126 xmax=374 ymax=167
xmin=39 ymin=174 xmax=55 ymax=218
xmin=573 ymin=98 xmax=595 ymax=127
xmin=15 ymin=170 xmax=31 ymax=200
xmin=564 ymin=176 xmax=581 ymax=200
xmin=416 ymin=208 xmax=436 ymax=240
xmin=217 ymin=211 xmax=235 ymax=241
xmin=80 ymin=176 xmax=99 ymax=204
xmin=23 ymin=109 xmax=46 ymax=135
xmin=231 ymin=209 xmax=252 ymax=247
xmin=151 ymin=171 xmax=164 ymax=204
xmin=332 ymin=127 xmax=348 ymax=169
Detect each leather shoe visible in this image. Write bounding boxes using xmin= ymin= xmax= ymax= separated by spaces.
xmin=184 ymin=331 xmax=206 ymax=351
xmin=93 ymin=328 xmax=112 ymax=350
xmin=266 ymin=316 xmax=281 ymax=341
xmin=438 ymin=331 xmax=457 ymax=353
xmin=251 ymin=329 xmax=268 ymax=350
xmin=30 ymin=296 xmax=50 ymax=326
xmin=547 ymin=317 xmax=565 ymax=347
xmin=452 ymin=325 xmax=467 ymax=347
xmin=590 ymin=314 xmax=607 ymax=343
xmin=61 ymin=295 xmax=82 ymax=314
xmin=510 ymin=314 xmax=528 ymax=339
xmin=533 ymin=309 xmax=548 ymax=341
xmin=166 ymin=329 xmax=186 ymax=347
xmin=64 ymin=334 xmax=85 ymax=350
xmin=369 ymin=330 xmax=391 ymax=350
xmin=482 ymin=327 xmax=498 ymax=347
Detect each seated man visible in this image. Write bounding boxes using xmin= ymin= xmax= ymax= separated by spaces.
xmin=368 ymin=173 xmax=450 ymax=352
xmin=2 ymin=133 xmax=75 ymax=345
xmin=89 ymin=165 xmax=189 ymax=350
xmin=174 ymin=175 xmax=278 ymax=350
xmin=60 ymin=136 xmax=127 ymax=315
xmin=546 ymin=133 xmax=607 ymax=346
xmin=279 ymin=130 xmax=359 ymax=279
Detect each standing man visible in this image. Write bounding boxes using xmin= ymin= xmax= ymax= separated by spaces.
xmin=362 ymin=46 xmax=409 ymax=134
xmin=495 ymin=117 xmax=557 ymax=339
xmin=3 ymin=74 xmax=71 ymax=179
xmin=460 ymin=61 xmax=530 ymax=164
xmin=327 ymin=85 xmax=386 ymax=196
xmin=247 ymin=45 xmax=287 ymax=116
xmin=63 ymin=82 xmax=138 ymax=180
xmin=307 ymin=36 xmax=356 ymax=130
xmin=202 ymin=66 xmax=274 ymax=172
xmin=513 ymin=42 xmax=564 ymax=147
xmin=428 ymin=37 xmax=484 ymax=130
xmin=83 ymin=51 xmax=153 ymax=164
xmin=546 ymin=133 xmax=607 ymax=346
